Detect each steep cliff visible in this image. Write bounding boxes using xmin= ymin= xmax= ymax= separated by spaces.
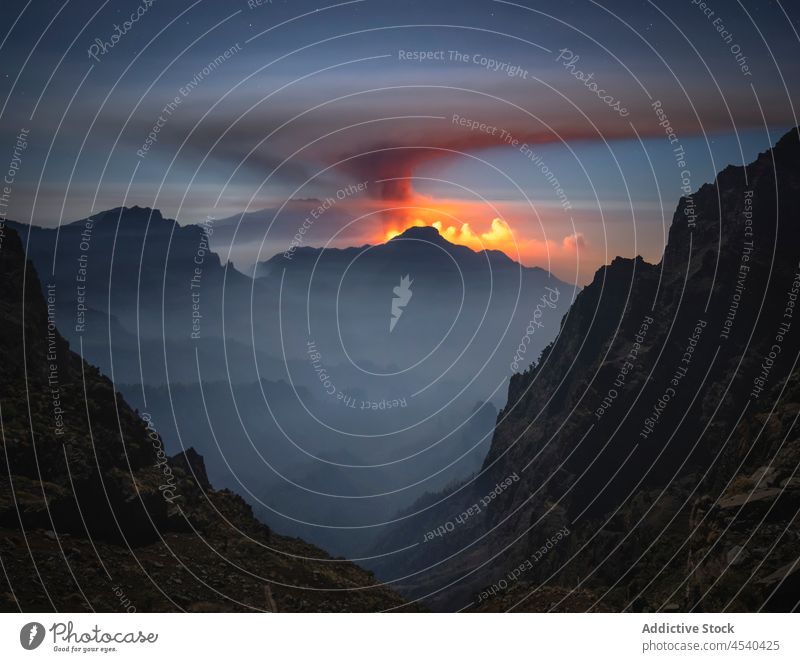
xmin=370 ymin=127 xmax=800 ymax=612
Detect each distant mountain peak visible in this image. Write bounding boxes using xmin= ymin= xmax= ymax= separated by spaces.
xmin=386 ymin=223 xmax=525 ymax=266
xmin=77 ymin=205 xmax=165 ymax=226
xmin=390 ymin=225 xmax=446 ymax=243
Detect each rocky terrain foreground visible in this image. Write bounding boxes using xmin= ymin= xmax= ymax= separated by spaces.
xmin=0 ymin=227 xmax=413 ymax=612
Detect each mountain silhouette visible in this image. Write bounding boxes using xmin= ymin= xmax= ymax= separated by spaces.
xmin=254 ymin=222 xmax=573 ymax=392
xmin=0 ymin=225 xmax=414 ymax=611
xmin=368 ymin=126 xmax=800 ymax=612
xmin=7 ymin=208 xmax=573 ymax=560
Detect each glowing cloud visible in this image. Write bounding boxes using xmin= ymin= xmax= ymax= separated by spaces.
xmin=381 ymin=214 xmax=593 ymax=283
xmin=431 ymin=218 xmax=514 ymax=250
xmin=385 ymin=217 xmax=516 ymax=253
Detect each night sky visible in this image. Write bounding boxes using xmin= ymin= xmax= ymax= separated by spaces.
xmin=1 ymin=0 xmax=798 ymax=281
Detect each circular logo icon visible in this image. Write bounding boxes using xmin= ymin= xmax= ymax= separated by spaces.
xmin=20 ymin=622 xmax=45 ymax=650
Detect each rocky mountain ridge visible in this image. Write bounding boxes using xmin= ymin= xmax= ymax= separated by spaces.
xmin=0 ymin=226 xmax=413 ymax=612
xmin=368 ymin=127 xmax=800 ymax=612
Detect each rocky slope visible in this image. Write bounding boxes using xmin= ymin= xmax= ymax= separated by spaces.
xmin=369 ymin=127 xmax=800 ymax=612
xmin=0 ymin=226 xmax=412 ymax=612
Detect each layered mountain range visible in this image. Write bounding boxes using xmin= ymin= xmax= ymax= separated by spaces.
xmin=4 ymin=126 xmax=798 ymax=612
xmin=8 ymin=208 xmax=571 ymax=558
xmin=0 ymin=226 xmax=412 ymax=611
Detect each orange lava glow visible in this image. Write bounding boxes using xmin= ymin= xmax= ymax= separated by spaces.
xmin=384 ymin=217 xmax=517 ymax=254
xmin=372 ymin=198 xmax=587 ymax=278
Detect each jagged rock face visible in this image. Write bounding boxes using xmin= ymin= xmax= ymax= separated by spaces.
xmin=1 ymin=226 xmax=181 ymax=543
xmin=368 ymin=128 xmax=800 ymax=612
xmin=0 ymin=226 xmax=414 ymax=612
xmin=480 ymin=135 xmax=799 ymax=522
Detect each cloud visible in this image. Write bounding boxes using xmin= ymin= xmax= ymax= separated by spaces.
xmin=431 ymin=217 xmax=513 ymax=248
xmin=386 ymin=215 xmax=568 ymax=263
xmin=562 ymin=232 xmax=586 ymax=250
